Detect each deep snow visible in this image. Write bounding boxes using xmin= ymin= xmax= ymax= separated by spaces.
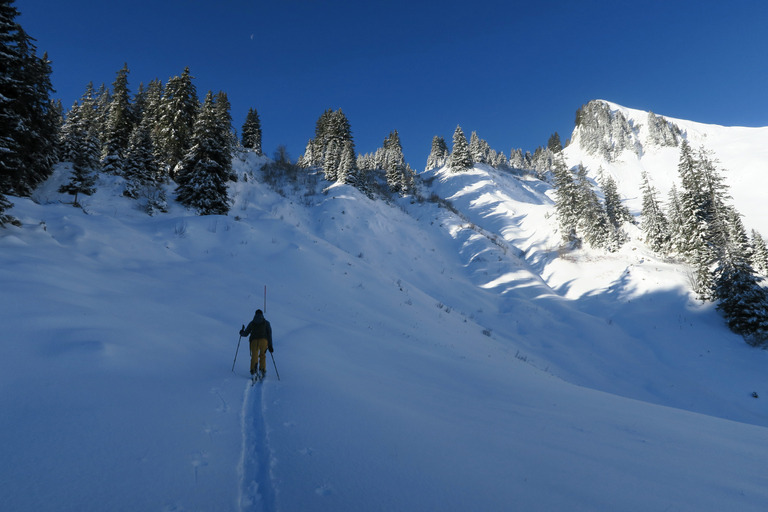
xmin=2 ymin=105 xmax=768 ymax=511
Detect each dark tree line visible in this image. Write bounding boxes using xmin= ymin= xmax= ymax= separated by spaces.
xmin=0 ymin=0 xmax=59 ymax=225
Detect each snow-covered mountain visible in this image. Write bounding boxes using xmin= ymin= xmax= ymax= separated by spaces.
xmin=565 ymin=99 xmax=768 ymax=236
xmin=2 ymin=104 xmax=768 ymax=511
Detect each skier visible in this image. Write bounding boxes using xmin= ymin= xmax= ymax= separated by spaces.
xmin=239 ymin=309 xmax=273 ymax=379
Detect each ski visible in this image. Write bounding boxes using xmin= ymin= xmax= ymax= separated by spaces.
xmin=250 ymin=370 xmax=266 ymax=386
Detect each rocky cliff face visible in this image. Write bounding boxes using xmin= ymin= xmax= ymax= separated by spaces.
xmin=570 ymin=100 xmax=681 ymax=161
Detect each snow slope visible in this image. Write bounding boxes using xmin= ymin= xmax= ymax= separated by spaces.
xmin=2 ymin=130 xmax=768 ymax=511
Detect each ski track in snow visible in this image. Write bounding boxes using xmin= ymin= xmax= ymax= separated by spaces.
xmin=238 ymin=378 xmax=276 ymax=512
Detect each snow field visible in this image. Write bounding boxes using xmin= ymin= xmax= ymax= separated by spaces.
xmin=3 ymin=110 xmax=768 ymax=511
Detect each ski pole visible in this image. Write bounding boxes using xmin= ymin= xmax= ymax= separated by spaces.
xmin=231 ymin=327 xmax=244 ymax=373
xmin=270 ymin=352 xmax=280 ymax=380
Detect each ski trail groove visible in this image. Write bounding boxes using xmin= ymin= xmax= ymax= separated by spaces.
xmin=237 ymin=381 xmax=277 ymax=512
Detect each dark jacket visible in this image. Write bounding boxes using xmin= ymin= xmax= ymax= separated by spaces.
xmin=240 ymin=310 xmax=273 ymax=351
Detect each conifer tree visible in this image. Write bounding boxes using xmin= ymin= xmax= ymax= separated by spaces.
xmin=674 ymin=142 xmax=716 ymax=297
xmin=241 ymin=107 xmax=262 ymax=155
xmin=575 ymin=165 xmax=615 ymax=250
xmin=297 ymin=139 xmax=318 ymax=169
xmin=448 ymin=125 xmax=472 ymax=173
xmin=0 ymin=0 xmax=57 ymax=201
xmin=750 ymin=230 xmax=768 ymax=277
xmin=58 ymin=102 xmax=80 ymax=163
xmin=136 ymin=79 xmax=163 ymax=128
xmin=337 ymin=139 xmax=359 ymax=186
xmin=640 ymin=171 xmax=669 ymax=253
xmin=425 ymin=135 xmax=449 ymax=171
xmin=469 ymin=131 xmax=487 ymax=164
xmin=157 ymin=67 xmax=198 ymax=177
xmin=676 ymin=140 xmax=705 ymax=258
xmin=714 ymin=257 xmax=768 ymax=345
xmin=102 ymin=63 xmax=135 ymax=175
xmin=58 ymin=130 xmax=98 ymax=208
xmin=123 ymin=119 xmax=166 ymax=215
xmin=214 ymin=91 xmax=236 ymax=176
xmin=92 ymin=83 xmax=111 ymax=137
xmin=666 ymin=184 xmax=685 ymax=254
xmin=300 ymin=108 xmax=354 ymax=183
xmin=323 ymin=138 xmax=341 ymax=182
xmin=175 ymin=91 xmax=230 ymax=215
xmin=383 ymin=130 xmax=407 ymax=192
xmin=552 ymin=155 xmax=581 ymax=242
xmin=713 ymin=208 xmax=768 ymax=345
xmin=600 ymin=171 xmax=632 ymax=228
xmin=691 ymin=147 xmax=733 ymax=299
xmin=547 ymin=132 xmax=563 ymax=152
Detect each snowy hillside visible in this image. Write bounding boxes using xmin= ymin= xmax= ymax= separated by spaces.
xmin=3 ymin=120 xmax=768 ymax=511
xmin=565 ymin=99 xmax=768 ymax=236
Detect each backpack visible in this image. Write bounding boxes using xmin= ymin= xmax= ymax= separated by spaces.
xmin=250 ymin=320 xmax=267 ymax=340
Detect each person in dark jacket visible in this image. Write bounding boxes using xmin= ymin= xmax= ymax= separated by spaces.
xmin=239 ymin=309 xmax=273 ymax=378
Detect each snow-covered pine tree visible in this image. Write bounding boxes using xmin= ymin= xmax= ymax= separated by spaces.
xmin=58 ymin=129 xmax=98 ymax=208
xmin=297 ymin=139 xmax=316 ymax=169
xmin=508 ymin=148 xmax=526 ymax=170
xmin=135 ymin=78 xmax=163 ymax=127
xmin=600 ymin=171 xmax=632 ymax=228
xmin=425 ymin=135 xmax=448 ymax=171
xmin=174 ymin=91 xmax=230 ymax=215
xmin=383 ymin=130 xmax=407 ymax=193
xmin=640 ymin=171 xmax=669 ymax=253
xmin=692 ymin=147 xmax=734 ymax=299
xmin=0 ymin=1 xmax=58 ymax=199
xmin=448 ymin=125 xmax=472 ymax=173
xmin=676 ymin=141 xmax=708 ymax=258
xmin=241 ymin=107 xmax=262 ymax=155
xmin=575 ymin=165 xmax=616 ymax=250
xmin=551 ymin=155 xmax=581 ymax=243
xmin=666 ymin=184 xmax=685 ymax=254
xmin=157 ymin=67 xmax=198 ymax=178
xmin=101 ymin=63 xmax=135 ymax=175
xmin=529 ymin=146 xmax=557 ymax=180
xmin=490 ymin=150 xmax=509 ymax=170
xmin=714 ymin=257 xmax=768 ymax=346
xmin=123 ymin=118 xmax=167 ymax=215
xmin=323 ymin=138 xmax=341 ymax=182
xmin=337 ymin=139 xmax=359 ymax=186
xmin=300 ymin=108 xmax=355 ymax=184
xmin=749 ymin=230 xmax=768 ymax=277
xmin=469 ymin=131 xmax=490 ymax=164
xmin=713 ymin=208 xmax=768 ymax=345
xmin=58 ymin=101 xmax=81 ymax=164
xmin=91 ymin=83 xmax=111 ymax=138
xmin=214 ymin=91 xmax=236 ymax=179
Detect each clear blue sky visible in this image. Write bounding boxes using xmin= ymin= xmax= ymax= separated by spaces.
xmin=17 ymin=0 xmax=768 ymax=168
